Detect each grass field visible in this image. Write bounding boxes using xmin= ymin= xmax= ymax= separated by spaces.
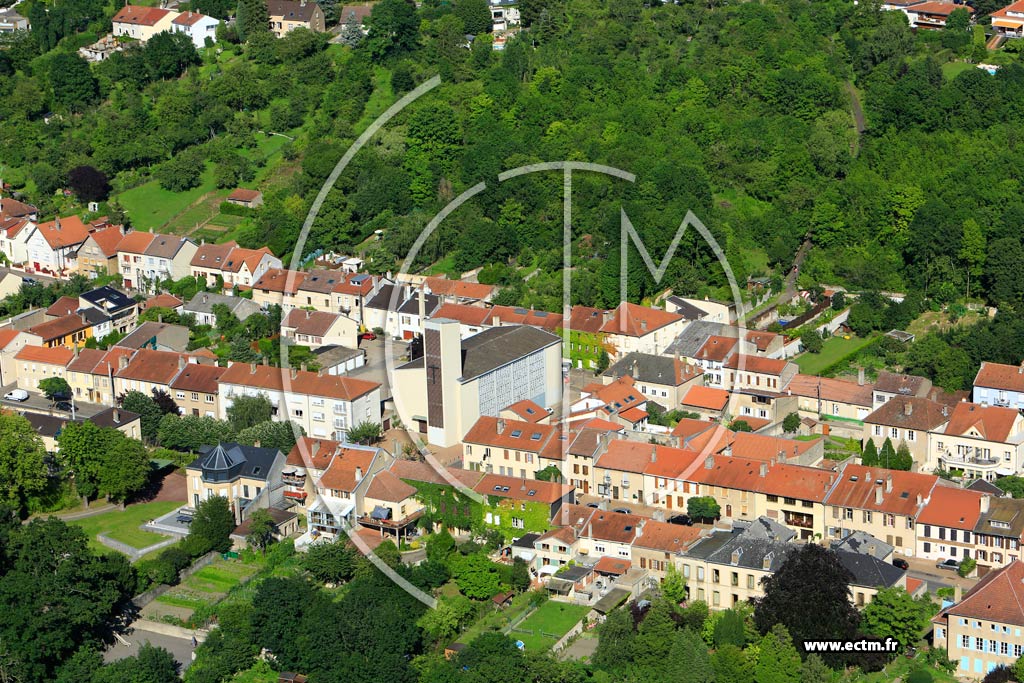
xmin=795 ymin=334 xmax=877 ymax=376
xmin=512 ymin=601 xmax=590 ymax=651
xmin=942 ymin=62 xmax=975 ymax=80
xmin=148 ymin=556 xmax=263 ymax=624
xmin=117 ymin=164 xmax=218 ymax=231
xmin=70 ymin=500 xmax=181 ymax=551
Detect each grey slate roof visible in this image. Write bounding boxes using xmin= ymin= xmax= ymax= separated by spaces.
xmin=831 ymin=531 xmax=894 ymax=560
xmin=299 ymin=269 xmax=345 ymax=294
xmin=966 ymin=479 xmax=1005 ymax=496
xmin=603 ymin=352 xmax=684 ymax=386
xmin=835 ymin=549 xmax=905 ymax=589
xmin=683 ymin=527 xmax=795 ymax=573
xmin=80 ymin=286 xmax=134 ymax=314
xmin=184 ymin=292 xmax=261 ymax=320
xmin=21 ymin=407 xmax=140 ymax=438
xmin=665 ymin=296 xmax=711 ymax=321
xmin=313 ymin=344 xmax=365 ymax=368
xmin=398 ymin=293 xmax=440 ymax=317
xmin=460 ymin=325 xmax=560 ymax=381
xmin=513 ymin=533 xmax=540 ymax=548
xmin=188 ymin=442 xmax=281 ymax=482
xmin=365 ymin=283 xmax=400 ymax=312
xmin=664 ymin=320 xmax=730 ymax=357
xmin=734 ymin=516 xmax=796 ymax=543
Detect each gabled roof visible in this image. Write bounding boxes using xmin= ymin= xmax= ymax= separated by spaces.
xmin=918 ymin=485 xmax=984 ymax=529
xmin=568 ymin=305 xmax=606 ymax=334
xmin=172 ymin=10 xmax=211 ymax=25
xmin=600 ymin=302 xmax=683 ymax=337
xmin=115 ymin=231 xmax=156 ymax=255
xmin=934 ymin=560 xmax=1024 ymax=627
xmin=227 ymin=188 xmax=261 ymax=201
xmin=331 ymin=272 xmax=375 ymax=296
xmin=943 ymin=402 xmax=1021 ymax=443
xmin=286 ymin=436 xmax=343 ymax=470
xmin=144 ymin=233 xmax=193 ymax=260
xmin=472 ymin=473 xmax=571 ymax=504
xmin=253 ymin=268 xmax=306 ymax=294
xmin=824 ymin=464 xmax=937 ymax=516
xmin=502 ymin=399 xmax=547 ymax=423
xmin=27 ymin=313 xmax=89 ymax=342
xmin=974 ymin=361 xmax=1024 ymax=394
xmin=0 ymin=329 xmax=22 ymax=350
xmin=141 ymin=294 xmax=184 ymax=311
xmin=188 ymin=442 xmax=280 ymax=482
xmin=489 ymin=305 xmax=563 ymax=331
xmin=113 ymin=4 xmax=173 ymax=25
xmin=431 ymin=303 xmax=492 ymax=327
xmin=115 ymin=349 xmax=188 ymax=384
xmin=786 ymin=374 xmax=873 ymax=407
xmin=80 ymin=285 xmax=135 ymax=313
xmin=296 ymin=269 xmax=345 ymax=294
xmin=461 ymin=415 xmax=556 ymax=451
xmin=875 ymin=371 xmax=930 ymax=397
xmin=267 ymin=0 xmax=320 ymax=21
xmin=723 ymin=354 xmax=790 ymax=375
xmin=0 ymin=197 xmax=37 ymax=219
xmin=730 ymin=432 xmax=822 ymax=462
xmin=457 ymin=325 xmax=561 ymax=381
xmin=631 ymin=520 xmax=703 ymax=553
xmin=388 ymin=461 xmax=484 ymax=489
xmin=46 ymin=296 xmax=80 ymax=317
xmin=423 ymin=276 xmax=494 ymax=301
xmin=35 ymin=215 xmax=90 ymax=249
xmin=691 ymin=455 xmax=834 ymax=502
xmin=218 ymin=363 xmax=380 ymax=401
xmin=283 ymin=309 xmax=347 ymax=337
xmin=183 ymin=292 xmax=260 ymax=318
xmin=910 ymin=0 xmax=972 ymax=13
xmin=223 ymin=246 xmax=274 ymax=274
xmin=975 ymin=496 xmax=1024 ymax=540
xmin=603 ymin=352 xmax=702 ymax=387
xmin=836 ymin=549 xmax=905 ymax=589
xmin=14 ymin=344 xmax=73 ymax=365
xmin=190 ymin=241 xmax=238 ymax=269
xmin=694 ymin=335 xmax=738 ymax=362
xmin=169 ymin=362 xmax=225 ymax=394
xmin=318 ymin=447 xmax=377 ymax=491
xmin=680 ymin=385 xmax=729 ymax=411
xmin=366 ymin=469 xmax=417 ymax=502
xmin=85 ymin=226 xmax=125 ymax=257
xmin=581 ymin=375 xmax=645 ymax=418
xmin=864 ymin=396 xmax=950 ymax=431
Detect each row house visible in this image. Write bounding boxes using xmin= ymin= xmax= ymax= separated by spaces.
xmin=863 ymin=396 xmax=950 ymax=465
xmin=500 ymin=398 xmax=551 ymax=425
xmin=13 ymin=345 xmax=73 ymax=390
xmin=0 ymin=197 xmax=38 ymax=266
xmin=0 ymin=329 xmax=31 ymax=386
xmin=872 ymin=370 xmax=932 ymax=410
xmin=823 ymin=464 xmax=937 ymax=557
xmin=189 ymin=240 xmax=283 ymax=291
xmin=460 ymin=416 xmax=564 ymax=479
xmin=489 ymin=305 xmax=563 ymax=333
xmin=679 ymin=385 xmax=730 ymax=420
xmin=473 ymin=473 xmax=574 ymax=540
xmin=601 ymin=352 xmax=704 ymax=409
xmin=116 ymin=231 xmax=198 ymax=292
xmin=931 ymin=402 xmax=1024 ymax=480
xmin=170 ymin=362 xmax=226 ymax=417
xmin=79 ymin=286 xmax=138 ymax=339
xmin=217 ymin=362 xmax=382 ymax=441
xmin=76 ymin=225 xmax=124 ymax=279
xmin=562 ymin=305 xmax=609 ymax=370
xmin=690 ymin=335 xmax=740 ymax=387
xmin=114 ymin=349 xmax=203 ymax=398
xmin=720 ymin=354 xmax=797 ymax=393
xmin=281 ymin=309 xmax=359 ymax=349
xmin=426 ymin=302 xmax=492 ymax=340
xmin=917 ymin=485 xmax=985 ymax=564
xmin=787 ymin=373 xmax=874 ymax=422
xmin=251 ymin=268 xmax=306 ymax=311
xmin=23 ymin=311 xmax=97 ymax=348
xmin=599 ymin=302 xmax=687 ymax=359
xmin=66 ymin=347 xmax=133 ymax=405
xmin=423 ymin=276 xmax=495 ymax=304
xmin=571 ymin=375 xmax=650 ymax=430
xmin=396 ymin=290 xmax=440 ymax=340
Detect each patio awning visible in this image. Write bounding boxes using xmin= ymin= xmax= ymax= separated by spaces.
xmin=538 ymin=564 xmax=559 ymax=576
xmin=371 ymin=505 xmax=392 ymax=520
xmin=546 ymin=577 xmax=574 ymax=594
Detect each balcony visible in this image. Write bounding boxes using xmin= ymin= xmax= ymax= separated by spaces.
xmin=283 ymin=489 xmax=307 ymax=501
xmin=282 ymin=473 xmax=306 ymax=486
xmin=357 ymin=509 xmax=424 ymax=530
xmin=941 ymin=452 xmax=1000 ymax=468
xmin=784 ymin=513 xmax=814 ymax=529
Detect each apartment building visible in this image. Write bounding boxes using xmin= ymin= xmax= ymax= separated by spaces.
xmin=973 ymin=361 xmax=1024 ymax=410
xmin=863 ymin=396 xmax=951 ymax=465
xmin=601 ymin=352 xmax=704 ymax=408
xmin=930 ymin=402 xmax=1024 ymax=479
xmin=461 ymin=416 xmax=563 ymax=478
xmin=600 ymin=302 xmax=686 ymax=358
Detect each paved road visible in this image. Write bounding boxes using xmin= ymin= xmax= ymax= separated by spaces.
xmin=0 ymin=383 xmax=108 ymax=418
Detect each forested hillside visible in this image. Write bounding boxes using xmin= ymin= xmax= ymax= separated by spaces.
xmin=2 ymin=0 xmax=1024 ymax=314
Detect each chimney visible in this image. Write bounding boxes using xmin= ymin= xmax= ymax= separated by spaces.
xmin=874 ymin=484 xmax=883 ymax=505
xmin=202 ymin=294 xmax=208 ymax=304
xmin=250 ymin=362 xmax=257 ymax=374
xmin=493 ymin=313 xmax=501 ymax=327
xmin=497 ymin=418 xmax=506 ymax=434
xmin=312 ymin=440 xmax=321 ymax=456
xmin=158 ymin=313 xmax=163 ymax=324
xmin=112 ymin=409 xmax=120 ymax=423
xmin=904 ymin=401 xmax=913 ymax=417
xmin=640 ymin=319 xmax=647 ymax=332
xmin=291 ymin=367 xmax=298 ymax=380
xmin=705 ymin=455 xmax=714 ymax=469
xmin=858 ymin=367 xmax=865 ymax=386
xmin=759 ymin=462 xmax=768 ymax=477
xmin=587 ymin=523 xmax=593 ymax=538
xmin=981 ymin=494 xmax=990 ymax=514
xmin=953 ymin=585 xmax=962 ymax=603
xmin=118 ymin=355 xmax=129 ymax=370
xmin=178 ymin=356 xmax=186 ymax=370
xmin=300 ymin=362 xmax=307 ymax=372
xmin=253 ymin=439 xmax=261 ymax=448
xmin=631 ymin=359 xmax=638 ymax=378
xmin=650 ymin=449 xmax=656 ymax=463
xmin=885 ymin=474 xmax=893 ymax=493
xmin=355 ymin=466 xmax=363 ymax=482
xmin=418 ymin=287 xmax=425 ymax=323
xmin=635 ymin=520 xmax=644 ymax=538
xmin=80 ymin=311 xmax=87 ymax=324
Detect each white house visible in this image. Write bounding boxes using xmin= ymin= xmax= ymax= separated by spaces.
xmin=170 ymin=10 xmax=218 ymax=47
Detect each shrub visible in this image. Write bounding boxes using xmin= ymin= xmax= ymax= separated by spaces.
xmin=906 ymin=668 xmax=933 ymax=683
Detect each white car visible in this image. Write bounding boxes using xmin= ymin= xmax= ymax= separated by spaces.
xmin=3 ymin=389 xmax=28 ymax=402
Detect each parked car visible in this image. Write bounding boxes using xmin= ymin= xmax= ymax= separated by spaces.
xmin=53 ymin=401 xmax=73 ymax=412
xmin=892 ymin=558 xmax=909 ymax=570
xmin=585 ymin=502 xmax=600 ymax=509
xmin=668 ymin=514 xmax=693 ymax=526
xmin=612 ymin=507 xmax=632 ymax=514
xmin=3 ymin=389 xmax=28 ymax=402
xmin=360 ymin=332 xmax=377 ymax=341
xmin=176 ymin=513 xmax=194 ymax=524
xmin=936 ymin=559 xmax=960 ymax=571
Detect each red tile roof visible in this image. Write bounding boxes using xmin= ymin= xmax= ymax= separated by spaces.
xmin=46 ymin=296 xmax=80 ymax=317
xmin=632 ymin=520 xmax=703 ymax=553
xmin=918 ymin=485 xmax=984 ymax=529
xmin=680 ymin=385 xmax=729 ymax=411
xmin=432 ymin=303 xmax=494 ymax=327
xmin=35 ymin=215 xmax=90 ymax=249
xmin=115 ymin=231 xmax=157 ymax=255
xmin=14 ymin=344 xmax=73 ymax=365
xmin=594 ymin=556 xmax=631 ymax=575
xmin=824 ymin=464 xmax=937 ymax=516
xmin=600 ymin=302 xmax=683 ymax=337
xmin=113 ymin=4 xmax=172 ymax=25
xmin=115 ymin=349 xmax=187 ymax=384
xmin=228 ymin=188 xmax=261 ymax=202
xmin=86 ymin=226 xmax=125 ymax=257
xmin=724 ymin=354 xmax=789 ymax=375
xmin=172 ymin=10 xmax=209 ymax=25
xmin=694 ymin=335 xmax=738 ymax=362
xmin=365 ymin=469 xmax=417 ymax=502
xmin=218 ymin=362 xmax=380 ymax=401
xmin=286 ymin=436 xmax=343 ymax=470
xmin=142 ymin=294 xmax=184 ymax=311
xmin=991 ymin=0 xmax=1024 ymax=22
xmin=66 ymin=347 xmax=108 ymax=373
xmin=223 ymin=246 xmax=273 ymax=273
xmin=745 ymin=330 xmax=780 ymax=352
xmin=424 ymin=276 xmax=494 ymax=301
xmin=786 ymin=374 xmax=873 ymax=407
xmin=503 ymin=399 xmax=548 ymax=423
xmin=0 ymin=329 xmax=21 ymax=350
xmin=974 ymin=361 xmax=1024 ymax=394
xmin=730 ymin=432 xmax=822 ymax=461
xmin=318 ymin=448 xmax=376 ymax=491
xmin=944 ymin=402 xmax=1021 ymax=443
xmin=934 ymin=560 xmax=1024 ymax=627
xmin=462 ymin=416 xmax=557 ymax=452
xmin=389 ymin=461 xmax=484 ymax=489
xmin=283 ymin=309 xmax=345 ymax=337
xmin=864 ymin=396 xmax=951 ymax=431
xmin=190 ymin=242 xmax=237 ymax=268
xmin=568 ymin=306 xmax=606 ymax=334
xmin=619 ymin=406 xmax=648 ymax=423
xmin=911 ymin=1 xmax=973 ymax=13
xmin=27 ymin=313 xmax=89 ymax=342
xmin=472 ymin=473 xmax=571 ymax=504
xmin=691 ymin=455 xmax=835 ymax=501
xmin=169 ymin=363 xmax=225 ymax=394
xmin=253 ymin=268 xmax=306 ymax=294
xmin=489 ymin=305 xmax=563 ymax=331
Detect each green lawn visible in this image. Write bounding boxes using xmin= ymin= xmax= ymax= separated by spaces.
xmin=457 ymin=592 xmax=538 ymax=645
xmin=116 ymin=164 xmax=218 ymax=231
xmin=941 ymin=62 xmax=975 ymax=80
xmin=794 ymin=334 xmax=877 ymax=376
xmin=511 ymin=601 xmax=590 ymax=651
xmin=354 ymin=66 xmax=395 ymax=135
xmin=70 ymin=500 xmax=181 ymax=552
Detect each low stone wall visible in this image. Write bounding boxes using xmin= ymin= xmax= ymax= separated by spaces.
xmin=132 ymin=551 xmax=220 ymax=609
xmin=133 ymin=618 xmax=209 ymax=643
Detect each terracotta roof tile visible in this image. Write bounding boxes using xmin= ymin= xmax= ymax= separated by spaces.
xmin=918 ymin=486 xmax=984 ymax=529
xmin=632 ymin=520 xmax=703 ymax=552
xmin=283 ymin=309 xmax=346 ymax=337
xmin=190 ymin=242 xmax=237 ymax=268
xmin=424 ymin=276 xmax=494 ymax=301
xmin=142 ymin=294 xmax=184 ymax=311
xmin=219 ymin=362 xmax=379 ymax=401
xmin=934 ymin=560 xmax=1024 ymax=627
xmin=46 ymin=296 xmax=80 ymax=317
xmin=489 ymin=305 xmax=563 ymax=331
xmin=115 ymin=231 xmax=157 ymax=255
xmin=113 ymin=4 xmax=172 ymax=25
xmin=14 ymin=344 xmax=73 ymax=365
xmin=730 ymin=432 xmax=822 ymax=461
xmin=253 ymin=268 xmax=306 ymax=294
xmin=975 ymin=361 xmax=1024 ymax=394
xmin=786 ymin=374 xmax=873 ymax=407
xmin=943 ymin=402 xmax=1021 ymax=443
xmin=694 ymin=335 xmax=738 ymax=362
xmin=86 ymin=226 xmax=125 ymax=257
xmin=723 ymin=354 xmax=790 ymax=375
xmin=35 ymin=215 xmax=90 ymax=249
xmin=824 ymin=464 xmax=937 ymax=516
xmin=600 ymin=302 xmax=683 ymax=337
xmin=169 ymin=363 xmax=225 ymax=394
xmin=568 ymin=305 xmax=606 ymax=334
xmin=503 ymin=399 xmax=548 ymax=423
xmin=680 ymin=385 xmax=729 ymax=410
xmin=27 ymin=313 xmax=89 ymax=342
xmin=472 ymin=473 xmax=571 ymax=504
xmin=115 ymin=349 xmax=188 ymax=384
xmin=864 ymin=396 xmax=951 ymax=431
xmin=366 ymin=469 xmax=417 ymax=502
xmin=228 ymin=189 xmax=261 ymax=201
xmin=318 ymin=448 xmax=376 ymax=491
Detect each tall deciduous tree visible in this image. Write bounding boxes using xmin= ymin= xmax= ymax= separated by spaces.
xmin=226 ymin=393 xmax=274 ymax=432
xmin=861 ymin=587 xmax=933 ymax=653
xmin=236 ymin=0 xmax=270 ymax=42
xmin=365 ymin=0 xmax=419 ymax=59
xmin=50 ymin=53 xmax=97 ymax=112
xmin=67 ymin=165 xmax=111 ymax=202
xmin=754 ymin=545 xmax=860 ymax=664
xmin=0 ymin=414 xmax=48 ymax=513
xmin=236 ymin=420 xmax=303 ymax=453
xmin=593 ymin=607 xmax=635 ymax=672
xmin=755 ymin=624 xmax=802 ymax=683
xmin=189 ymin=495 xmax=235 ymax=554
xmin=118 ymin=390 xmax=164 ymax=443
xmin=245 ymin=508 xmax=276 ymax=555
xmin=959 ymin=218 xmax=986 ymax=299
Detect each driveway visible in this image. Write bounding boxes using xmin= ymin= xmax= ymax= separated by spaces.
xmin=104 ymin=625 xmax=197 ymax=671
